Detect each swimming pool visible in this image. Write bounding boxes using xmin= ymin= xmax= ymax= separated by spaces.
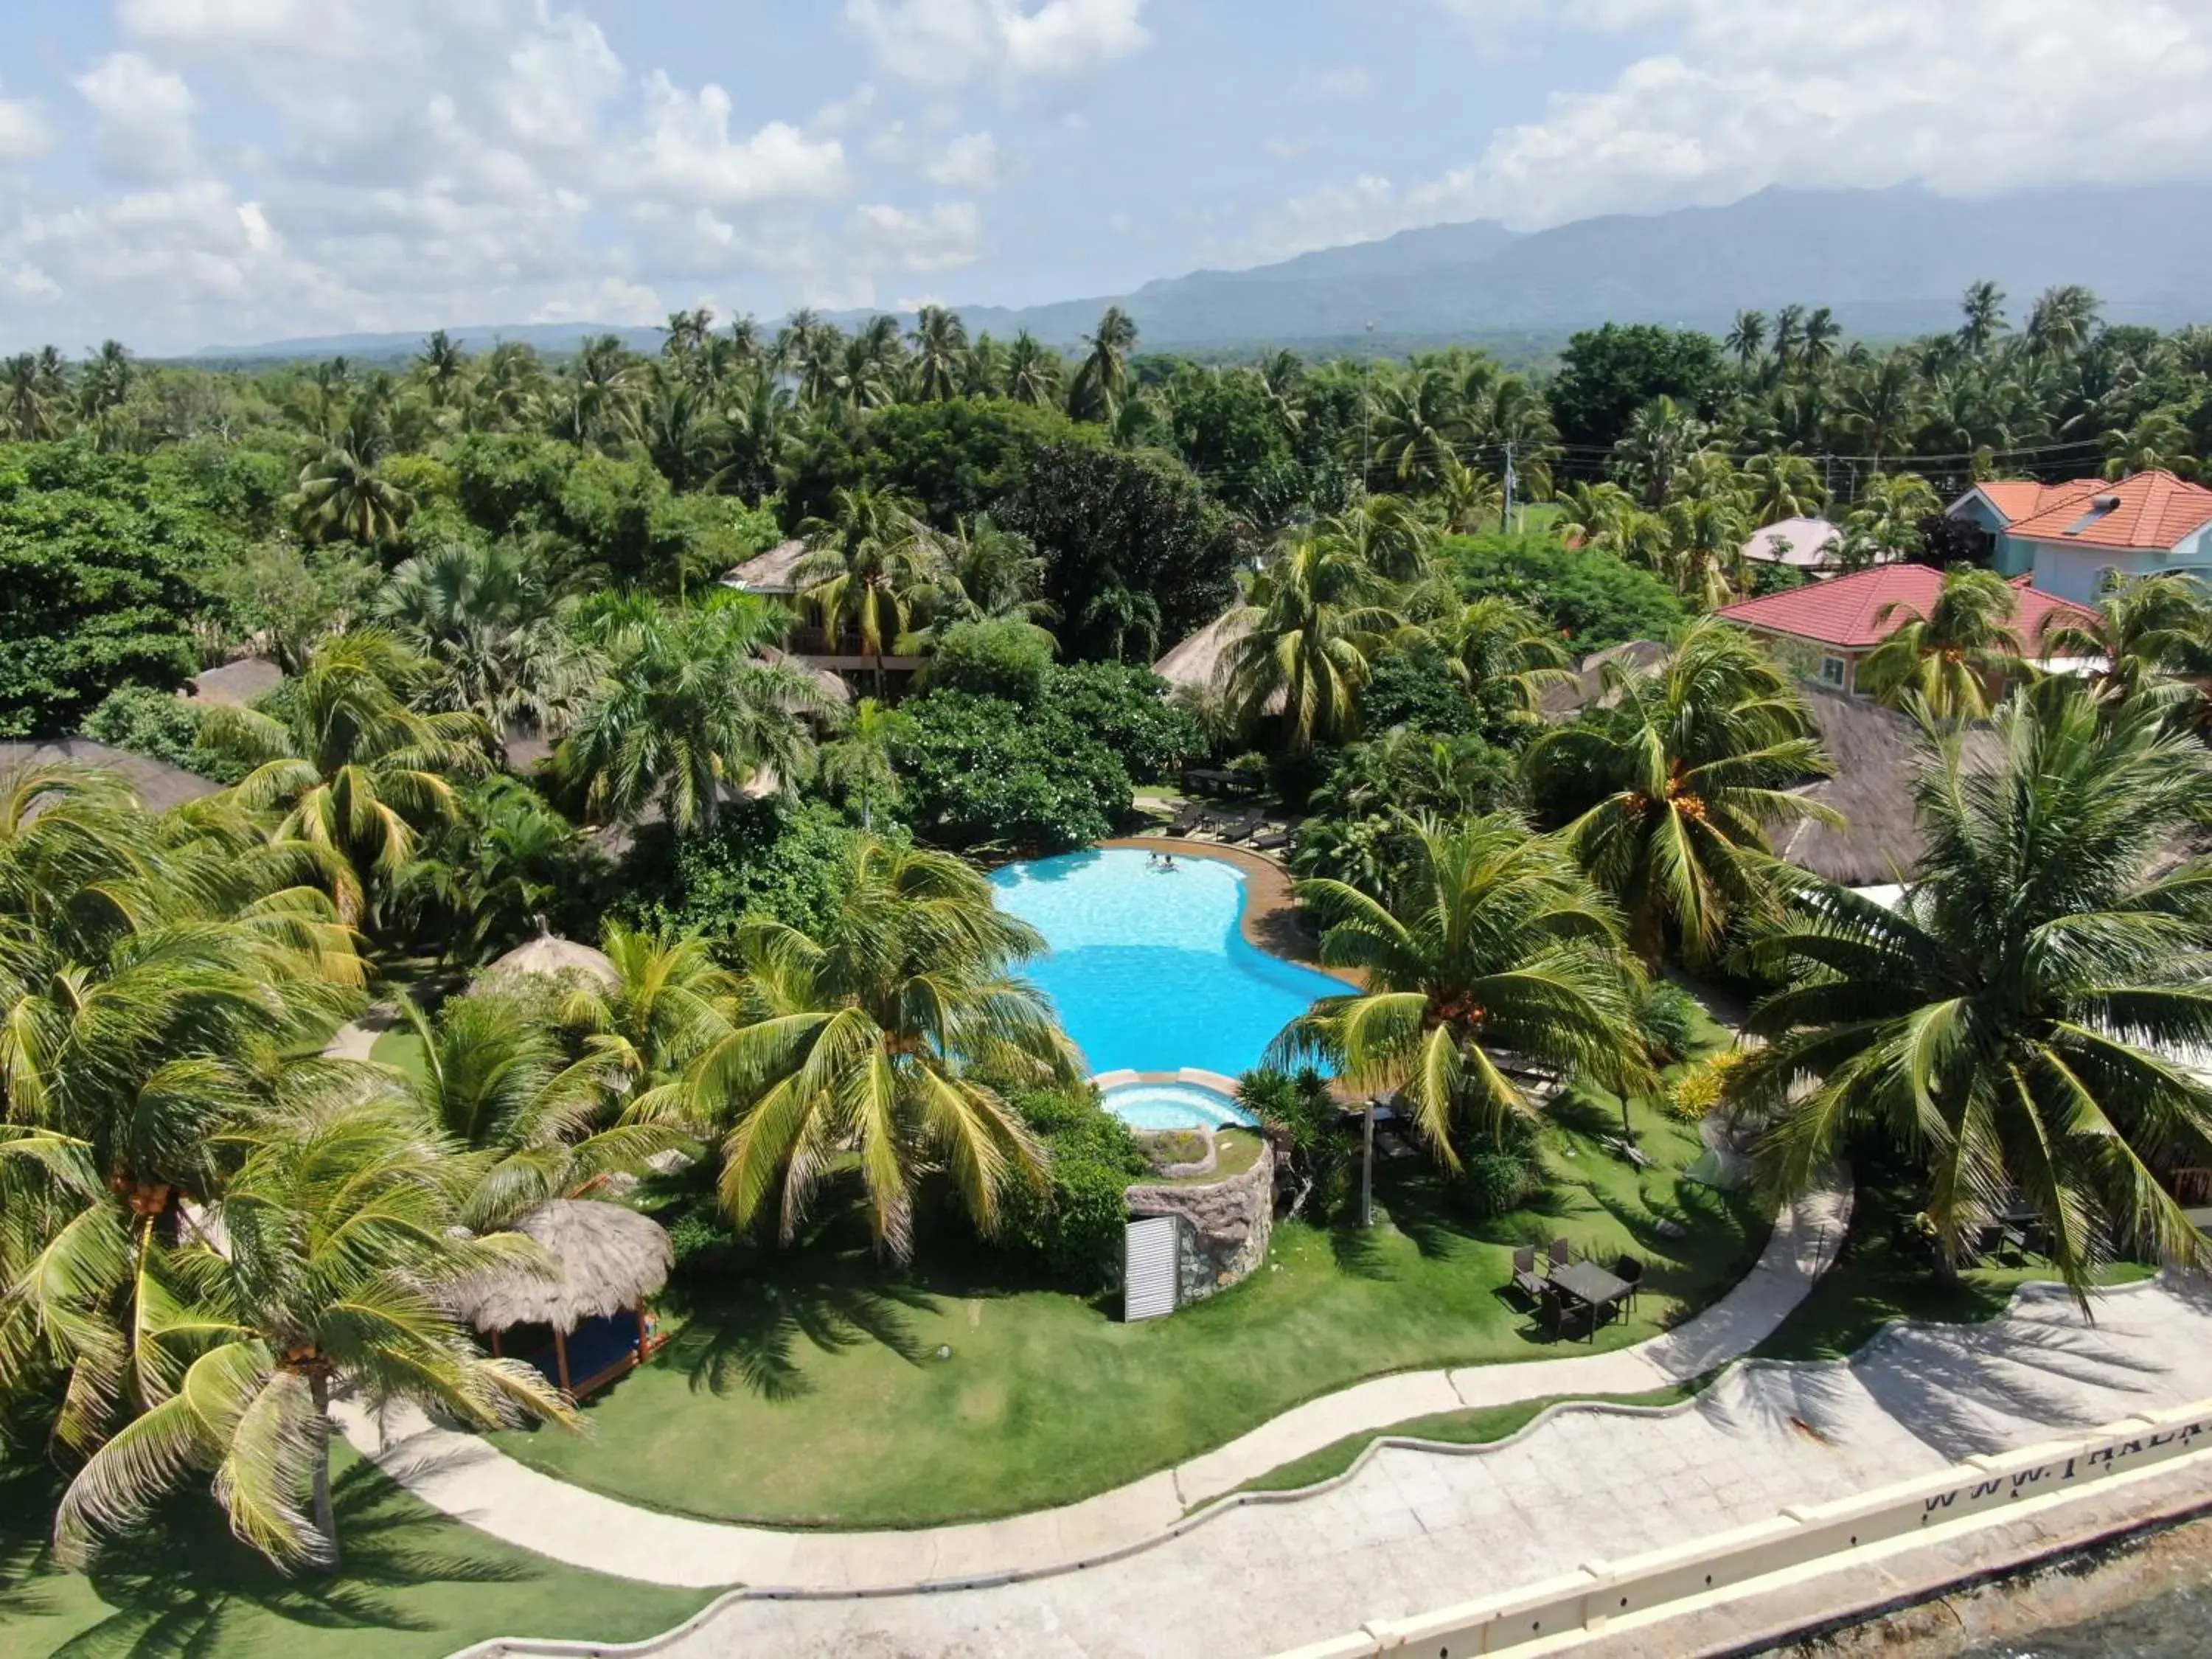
xmin=990 ymin=847 xmax=1348 ymax=1080
xmin=1100 ymin=1081 xmax=1258 ymax=1133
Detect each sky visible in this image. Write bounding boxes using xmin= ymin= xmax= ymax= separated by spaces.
xmin=1 ymin=0 xmax=2210 ymax=355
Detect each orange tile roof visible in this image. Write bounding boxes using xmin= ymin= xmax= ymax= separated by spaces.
xmin=2004 ymin=470 xmax=2212 ymax=552
xmin=1715 ymin=565 xmax=2093 ymax=653
xmin=1970 ymin=479 xmax=2102 ymax=526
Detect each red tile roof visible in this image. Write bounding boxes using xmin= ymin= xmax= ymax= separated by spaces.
xmin=2003 ymin=469 xmax=2212 ymax=552
xmin=1969 ymin=479 xmax=2101 ymax=526
xmin=1715 ymin=566 xmax=2093 ymax=653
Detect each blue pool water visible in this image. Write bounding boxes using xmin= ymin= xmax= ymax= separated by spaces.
xmin=1102 ymin=1082 xmax=1258 ymax=1133
xmin=990 ymin=848 xmax=1348 ymax=1079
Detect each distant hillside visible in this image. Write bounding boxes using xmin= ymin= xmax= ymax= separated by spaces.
xmin=197 ymin=182 xmax=2212 ymax=363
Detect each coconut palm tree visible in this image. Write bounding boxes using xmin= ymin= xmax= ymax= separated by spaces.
xmin=1368 ymin=364 xmax=1469 ymax=494
xmin=817 ymin=697 xmax=910 ymax=830
xmin=1271 ymin=815 xmax=1652 ymax=1169
xmin=1070 ymin=306 xmax=1138 ymax=422
xmin=2025 ymin=285 xmax=2101 ymax=358
xmin=1725 ymin=310 xmax=1768 ymax=372
xmin=2102 ymin=411 xmax=2201 ymax=480
xmin=1742 ymin=452 xmax=1827 ymax=524
xmin=1733 ymin=686 xmax=2212 ymax=1296
xmin=1771 ymin=305 xmax=1807 ymax=378
xmin=794 ymin=487 xmax=944 ymax=694
xmin=397 ymin=988 xmax=672 ymax=1231
xmin=1527 ymin=619 xmax=1837 ymax=966
xmin=2042 ymin=572 xmax=2212 ymax=710
xmin=573 ymin=921 xmax=742 ymax=1091
xmin=1315 ymin=492 xmax=1436 ymax=585
xmin=1959 ymin=281 xmax=2009 ymax=355
xmin=1003 ymin=331 xmax=1062 ymax=408
xmin=49 ymin=1097 xmax=575 ymax=1573
xmin=1855 ymin=565 xmax=2024 ymax=722
xmin=1435 ymin=450 xmax=1505 ymax=535
xmin=296 ymin=445 xmax=416 ymax=548
xmin=1227 ymin=537 xmax=1408 ymax=750
xmin=1835 ymin=355 xmax=1923 ymax=467
xmin=907 ymin=306 xmax=970 ymax=403
xmin=200 ymin=631 xmax=493 ymax=922
xmin=672 ymin=839 xmax=1079 ymax=1259
xmin=1800 ymin=307 xmax=1844 ymax=372
xmin=417 ymin=330 xmax=470 ymax=407
xmin=557 ymin=598 xmax=836 ymax=835
xmin=1 ymin=352 xmax=63 ymax=440
xmin=1444 ymin=596 xmax=1573 ymax=718
xmin=916 ymin=516 xmax=1052 ymax=635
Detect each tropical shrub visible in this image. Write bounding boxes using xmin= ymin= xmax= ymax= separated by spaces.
xmin=81 ymin=684 xmax=248 ymax=783
xmin=895 ymin=688 xmax=1133 ymax=850
xmin=1001 ymin=1088 xmax=1148 ymax=1290
xmin=1439 ymin=532 xmax=1683 ymax=651
xmin=1043 ymin=662 xmax=1206 ymax=782
xmin=927 ymin=617 xmax=1057 ymax=704
xmin=1637 ymin=981 xmax=1704 ymax=1066
xmin=623 ymin=796 xmax=870 ymax=945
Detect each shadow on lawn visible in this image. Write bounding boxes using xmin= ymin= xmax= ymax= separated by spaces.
xmin=660 ymin=1231 xmax=942 ymax=1403
xmin=11 ymin=1462 xmax=530 ymax=1659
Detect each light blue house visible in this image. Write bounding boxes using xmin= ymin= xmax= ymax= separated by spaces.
xmin=1947 ymin=471 xmax=2212 ymax=603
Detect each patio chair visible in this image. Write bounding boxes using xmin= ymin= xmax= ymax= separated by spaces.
xmin=1216 ymin=810 xmax=1265 ymax=846
xmin=1511 ymin=1245 xmax=1547 ymax=1305
xmin=1548 ymin=1237 xmax=1573 ymax=1270
xmin=1613 ymin=1254 xmax=1644 ymax=1308
xmin=1165 ymin=803 xmax=1204 ymax=838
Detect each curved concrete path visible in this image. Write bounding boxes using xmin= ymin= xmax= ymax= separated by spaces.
xmin=335 ymin=1175 xmax=1851 ymax=1594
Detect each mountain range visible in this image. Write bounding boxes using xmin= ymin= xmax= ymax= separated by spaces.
xmin=198 ymin=183 xmax=2212 ymax=363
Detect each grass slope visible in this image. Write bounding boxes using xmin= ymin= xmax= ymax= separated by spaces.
xmin=0 ymin=1446 xmax=713 ymax=1659
xmin=493 ymin=1090 xmax=1767 ymax=1528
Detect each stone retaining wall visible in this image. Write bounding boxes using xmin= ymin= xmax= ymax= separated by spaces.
xmin=1127 ymin=1141 xmax=1275 ymax=1305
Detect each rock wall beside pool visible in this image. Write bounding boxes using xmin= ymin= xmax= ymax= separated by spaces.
xmin=1125 ymin=1139 xmax=1274 ymax=1306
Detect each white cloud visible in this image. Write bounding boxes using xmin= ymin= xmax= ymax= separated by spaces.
xmin=1252 ymin=0 xmax=2212 ymax=256
xmin=532 ymin=274 xmax=665 ymax=325
xmin=854 ymin=200 xmax=983 ymax=271
xmin=74 ymin=54 xmax=200 ymax=183
xmin=846 ymin=0 xmax=1150 ymax=87
xmin=493 ymin=11 xmax=623 ymax=150
xmin=925 ymin=131 xmax=1000 ymax=187
xmin=0 ymin=97 xmax=57 ymax=164
xmin=625 ymin=73 xmax=851 ymax=208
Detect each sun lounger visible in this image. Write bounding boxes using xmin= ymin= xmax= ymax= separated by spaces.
xmin=1251 ymin=828 xmax=1292 ymax=852
xmin=1165 ymin=804 xmax=1203 ymax=837
xmin=1216 ymin=810 xmax=1265 ymax=845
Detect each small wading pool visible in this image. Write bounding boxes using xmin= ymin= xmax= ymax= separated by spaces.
xmin=1101 ymin=1082 xmax=1258 ymax=1134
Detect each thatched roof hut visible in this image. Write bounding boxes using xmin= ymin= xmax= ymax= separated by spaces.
xmin=448 ymin=1200 xmax=673 ymax=1335
xmin=1773 ymin=687 xmax=2003 ymax=886
xmin=479 ymin=931 xmax=621 ymax=993
xmin=0 ymin=740 xmax=223 ymax=813
xmin=721 ymin=539 xmax=810 ymax=597
xmin=185 ymin=656 xmax=284 ymax=707
xmin=1155 ymin=608 xmax=1289 ymax=717
xmin=1538 ymin=640 xmax=1670 ymax=719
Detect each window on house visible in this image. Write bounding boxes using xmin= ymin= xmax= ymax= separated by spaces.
xmin=1820 ymin=656 xmax=1848 ymax=688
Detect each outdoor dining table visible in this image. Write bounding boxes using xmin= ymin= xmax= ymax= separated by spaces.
xmin=1546 ymin=1259 xmax=1632 ymax=1342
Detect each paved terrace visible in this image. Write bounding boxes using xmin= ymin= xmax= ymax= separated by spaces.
xmin=467 ymin=1273 xmax=2212 ymax=1659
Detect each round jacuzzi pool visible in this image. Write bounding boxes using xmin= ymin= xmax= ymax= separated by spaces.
xmin=1101 ymin=1081 xmax=1258 ymax=1134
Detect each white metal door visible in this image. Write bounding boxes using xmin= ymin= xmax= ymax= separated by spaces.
xmin=1123 ymin=1216 xmax=1179 ymax=1322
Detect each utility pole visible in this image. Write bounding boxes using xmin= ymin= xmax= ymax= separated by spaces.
xmin=1361 ymin=1100 xmax=1376 ymax=1228
xmin=1500 ymin=439 xmax=1517 ymax=534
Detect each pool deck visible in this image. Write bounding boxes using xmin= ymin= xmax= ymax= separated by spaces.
xmin=1099 ymin=836 xmax=1358 ymax=987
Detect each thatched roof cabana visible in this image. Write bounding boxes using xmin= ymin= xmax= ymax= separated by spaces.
xmin=450 ymin=1200 xmax=675 ymax=1397
xmin=0 ymin=740 xmax=223 ymax=813
xmin=479 ymin=931 xmax=621 ymax=993
xmin=1538 ymin=639 xmax=1670 ymax=720
xmin=1771 ymin=687 xmax=2003 ymax=886
xmin=450 ymin=1200 xmax=673 ymax=1335
xmin=721 ymin=539 xmax=810 ymax=597
xmin=1154 ymin=608 xmax=1288 ymax=717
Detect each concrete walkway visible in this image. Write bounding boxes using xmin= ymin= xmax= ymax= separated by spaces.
xmin=338 ymin=1177 xmax=1851 ymax=1593
xmin=473 ymin=1274 xmax=2212 ymax=1659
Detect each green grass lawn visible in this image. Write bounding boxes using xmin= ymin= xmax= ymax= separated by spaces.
xmin=491 ymin=1089 xmax=1767 ymax=1528
xmin=1753 ymin=1175 xmax=2156 ymax=1363
xmin=367 ymin=1029 xmax=429 ymax=1083
xmin=0 ymin=1446 xmax=714 ymax=1659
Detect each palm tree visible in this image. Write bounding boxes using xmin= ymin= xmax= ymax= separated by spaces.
xmin=50 ymin=1097 xmax=576 ymax=1572
xmin=1771 ymin=304 xmax=1807 ymax=377
xmin=296 ymin=445 xmax=416 ymax=548
xmin=1527 ymin=619 xmax=1837 ymax=965
xmin=573 ymin=921 xmax=742 ymax=1091
xmin=417 ymin=330 xmax=470 ymax=406
xmin=2042 ymin=572 xmax=2212 ymax=710
xmin=1444 ymin=596 xmax=1573 ymax=718
xmin=1435 ymin=450 xmax=1504 ymax=534
xmin=917 ymin=516 xmax=1052 ymax=634
xmin=1610 ymin=396 xmax=1709 ymax=506
xmin=817 ymin=697 xmax=909 ymax=830
xmin=558 ymin=598 xmax=836 ymax=835
xmin=1079 ymin=584 xmax=1163 ymax=664
xmin=1733 ymin=688 xmax=2212 ymax=1296
xmin=1070 ymin=306 xmax=1138 ymax=422
xmin=1742 ymin=452 xmax=1827 ymax=524
xmin=1227 ymin=537 xmax=1407 ymax=750
xmin=907 ymin=306 xmax=970 ymax=403
xmin=1315 ymin=493 xmax=1436 ymax=585
xmin=1 ymin=352 xmax=63 ymax=439
xmin=1840 ymin=472 xmax=1942 ymax=567
xmin=794 ymin=487 xmax=943 ymax=694
xmin=2026 ymin=285 xmax=2101 ymax=358
xmin=1959 ymin=281 xmax=2008 ymax=355
xmin=375 ymin=540 xmax=586 ymax=734
xmin=1367 ymin=364 xmax=1470 ymax=493
xmin=1835 ymin=355 xmax=1922 ymax=467
xmin=673 ymin=839 xmax=1079 ymax=1259
xmin=397 ymin=989 xmax=671 ymax=1231
xmin=1800 ymin=307 xmax=1844 ymax=372
xmin=200 ymin=631 xmax=492 ymax=922
xmin=1271 ymin=815 xmax=1652 ymax=1169
xmin=2103 ymin=411 xmax=2201 ymax=480
xmin=1855 ymin=565 xmax=2023 ymax=722
xmin=1003 ymin=331 xmax=1062 ymax=408
xmin=554 ymin=335 xmax=642 ymax=447
xmin=1725 ymin=310 xmax=1768 ymax=372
